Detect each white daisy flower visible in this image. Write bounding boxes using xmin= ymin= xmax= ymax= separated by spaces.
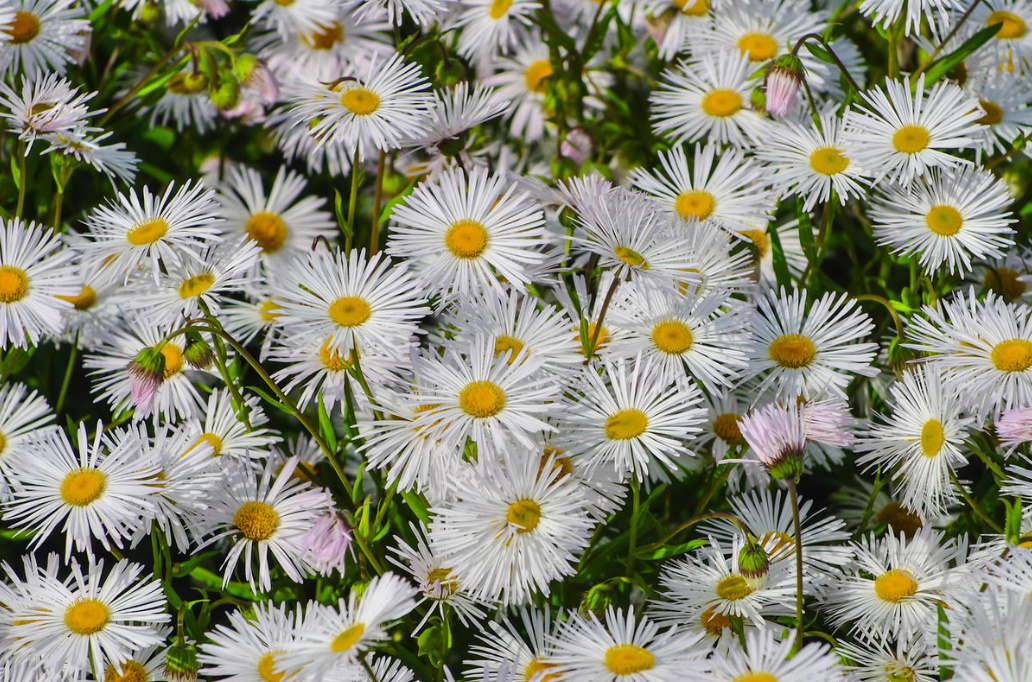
xmin=697 ymin=389 xmax=747 ymax=462
xmin=0 ymin=217 xmax=78 ymax=349
xmin=753 ymin=219 xmax=810 ymax=290
xmin=869 ymin=166 xmax=1015 ymax=276
xmin=556 ymin=354 xmax=706 ymax=482
xmin=651 ymin=50 xmax=769 ymax=148
xmin=842 ymin=75 xmax=985 ymax=187
xmin=820 ymin=527 xmax=960 ymax=644
xmin=641 ymin=0 xmax=712 ymax=59
xmin=856 ymin=366 xmax=977 ymax=520
xmin=145 ymin=66 xmax=219 ymax=134
xmin=2 ymin=422 xmax=159 ymax=558
xmin=483 ymin=42 xmax=555 ymax=142
xmin=388 ymin=166 xmax=549 ymax=301
xmin=288 ymin=52 xmax=433 ymax=160
xmin=0 ymin=0 xmax=89 ymax=77
xmin=452 ymin=0 xmax=540 ymax=62
xmin=406 ymin=81 xmax=510 ymax=153
xmin=630 ymin=142 xmax=774 ymax=231
xmin=250 ymin=0 xmax=341 ymax=36
xmin=198 ymin=602 xmax=300 ymax=682
xmin=0 ymin=70 xmax=95 ymax=150
xmin=79 ymin=180 xmax=224 ymax=284
xmin=549 ymin=607 xmax=711 ymax=682
xmin=970 ymin=0 xmax=1032 ymax=71
xmin=278 ymin=573 xmax=418 ymax=677
xmin=267 ymin=106 xmax=354 ymax=177
xmin=465 ymin=606 xmax=562 ymax=682
xmin=343 ymin=0 xmax=447 ymax=26
xmin=0 ymin=554 xmax=169 ymax=678
xmin=837 ymin=637 xmax=940 ymax=682
xmin=95 ymin=626 xmax=171 ymax=682
xmin=963 ymin=70 xmax=1032 ymax=155
xmin=220 ymin=287 xmax=283 ymax=361
xmin=188 ymin=388 xmax=280 ymax=461
xmin=905 ymin=288 xmax=1032 ymax=419
xmin=859 ymin=0 xmax=961 ymax=34
xmin=216 ymin=165 xmax=337 ymax=274
xmin=194 ymin=456 xmax=332 ymax=592
xmin=677 ymin=217 xmax=756 ymax=296
xmin=690 ymin=0 xmax=828 ymax=70
xmin=428 ymin=451 xmax=596 ymax=606
xmin=755 ymin=110 xmax=869 ymax=211
xmin=0 ymin=381 xmax=56 ymax=486
xmin=710 ymin=629 xmax=846 ymax=681
xmin=275 ymin=247 xmax=429 ymax=358
xmin=42 ymin=127 xmax=138 ymax=186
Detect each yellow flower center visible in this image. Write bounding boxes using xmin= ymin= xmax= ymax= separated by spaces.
xmin=920 ymin=419 xmax=944 ymax=457
xmin=305 ymin=21 xmax=343 ymax=49
xmin=713 ymin=413 xmax=743 ymax=444
xmin=673 ymin=0 xmax=708 ymax=16
xmin=328 ymin=296 xmax=371 ymax=327
xmin=885 ymin=664 xmax=917 ymax=682
xmin=892 ymin=125 xmax=930 ymax=154
xmin=991 ymin=339 xmax=1032 ymax=372
xmin=259 ymin=299 xmax=282 ymax=322
xmin=340 ymin=87 xmax=380 ymax=116
xmin=577 ymin=322 xmax=610 ymax=355
xmin=60 ymin=469 xmax=106 ymax=506
xmin=0 ymin=266 xmax=29 ymax=303
xmin=56 ymin=286 xmax=98 ymax=310
xmin=925 ymin=205 xmax=962 ymax=236
xmin=652 ymin=319 xmax=693 ymax=354
xmin=161 ymin=344 xmax=184 ymax=379
xmin=738 ymin=229 xmax=769 ymax=258
xmin=0 ymin=432 xmax=6 ymax=456
xmin=737 ymin=32 xmax=778 ymax=61
xmin=257 ymin=651 xmax=286 ymax=682
xmin=983 ymin=267 xmax=1026 ymax=298
xmin=489 ymin=0 xmax=513 ymax=19
xmin=614 ymin=245 xmax=649 ymax=269
xmin=126 ymin=218 xmax=168 ymax=246
xmin=64 ymin=599 xmax=109 ymax=635
xmin=234 ymin=500 xmax=279 ymax=541
xmin=977 ymin=98 xmax=1004 ymax=125
xmin=734 ymin=674 xmax=778 ymax=682
xmin=319 ymin=338 xmax=356 ymax=372
xmin=525 ymin=60 xmax=554 ymax=94
xmin=178 ymin=272 xmax=215 ymax=298
xmin=768 ymin=333 xmax=816 ymax=368
xmin=331 ymin=623 xmax=365 ymax=653
xmin=757 ymin=530 xmax=795 ymax=561
xmin=876 ymin=502 xmax=923 ymax=538
xmin=874 ymin=569 xmax=918 ymax=602
xmin=700 ymin=604 xmax=731 ymax=636
xmin=538 ymin=451 xmax=575 ymax=481
xmin=493 ymin=335 xmax=525 ymax=363
xmin=506 ymin=498 xmax=541 ymax=533
xmin=459 ymin=380 xmax=506 ymax=418
xmin=426 ymin=567 xmax=460 ymax=596
xmin=604 ymin=644 xmax=655 ymax=675
xmin=605 ymin=409 xmax=648 ymax=440
xmin=446 ymin=219 xmax=489 ymax=259
xmin=987 ymin=10 xmax=1027 ymax=39
xmin=809 ymin=147 xmax=849 ymax=176
xmin=105 ymin=661 xmax=148 ymax=682
xmin=674 ymin=190 xmax=716 ymax=220
xmin=4 ymin=11 xmax=40 ymax=44
xmin=716 ymin=574 xmax=754 ymax=600
xmin=247 ymin=212 xmax=288 ymax=253
xmin=702 ymin=89 xmax=742 ymax=117
xmin=524 ymin=658 xmax=560 ymax=682
xmin=192 ymin=432 xmax=223 ymax=457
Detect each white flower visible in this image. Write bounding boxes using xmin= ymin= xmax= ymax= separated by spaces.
xmin=198 ymin=603 xmax=300 ymax=682
xmin=452 ymin=0 xmax=540 ymax=62
xmin=710 ymin=629 xmax=846 ymax=681
xmin=0 ymin=0 xmax=90 ymax=77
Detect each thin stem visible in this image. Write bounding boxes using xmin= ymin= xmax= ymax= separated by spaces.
xmin=627 ymin=473 xmax=640 ymax=579
xmin=854 ymin=295 xmax=905 ymax=340
xmin=786 ymin=478 xmax=805 ymax=653
xmin=15 ymin=140 xmax=27 ymax=218
xmin=641 ymin=511 xmax=756 ymax=553
xmin=56 ymin=338 xmax=78 ymax=416
xmin=911 ymin=0 xmax=981 ymax=80
xmin=360 ymin=656 xmax=382 ymax=682
xmin=949 ymin=468 xmax=1003 ymax=533
xmin=346 ymin=147 xmax=361 ymax=252
xmin=98 ymin=48 xmax=180 ymax=126
xmin=585 ymin=276 xmax=620 ymax=362
xmin=53 ymin=187 xmax=64 ymax=230
xmin=198 ymin=300 xmax=252 ymax=429
xmin=370 ymin=150 xmax=386 ymax=255
xmin=791 ymin=33 xmax=863 ymax=94
xmin=694 ymin=461 xmax=733 ymax=516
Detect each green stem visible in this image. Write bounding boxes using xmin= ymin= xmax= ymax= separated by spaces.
xmin=370 ymin=150 xmax=386 ymax=255
xmin=853 ymin=468 xmax=886 ymax=540
xmin=56 ymin=339 xmax=78 ymax=416
xmin=854 ymin=295 xmax=905 ymax=340
xmin=98 ymin=47 xmax=180 ymax=126
xmin=346 ymin=147 xmax=361 ymax=252
xmin=693 ymin=460 xmax=733 ymax=516
xmin=585 ymin=276 xmax=619 ymax=361
xmin=15 ymin=140 xmax=27 ymax=218
xmin=786 ymin=478 xmax=805 ymax=653
xmin=627 ymin=474 xmax=640 ymax=579
xmin=949 ymin=468 xmax=1003 ymax=533
xmin=911 ymin=0 xmax=981 ymax=80
xmin=198 ymin=300 xmax=252 ymax=429
xmin=641 ymin=511 xmax=756 ymax=553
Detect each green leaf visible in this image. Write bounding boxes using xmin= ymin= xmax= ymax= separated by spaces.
xmin=636 ymin=538 xmax=707 ymax=561
xmin=581 ymin=6 xmax=617 ymax=62
xmin=416 ymin=623 xmax=447 ymax=667
xmin=401 ymin=491 xmax=431 ymax=525
xmin=248 ymin=385 xmax=294 ymax=417
xmin=10 ymin=153 xmax=21 ymax=191
xmin=378 ymin=177 xmax=417 ymax=226
xmin=766 ymin=221 xmax=792 ymax=289
xmin=317 ymin=395 xmax=338 ymax=455
xmin=1006 ymin=498 xmax=1023 ymax=546
xmin=802 ymin=41 xmax=835 ymax=66
xmin=924 ymin=23 xmax=1001 ymax=86
xmin=796 ymin=201 xmax=818 ymax=265
xmin=334 ymin=190 xmax=352 ymax=240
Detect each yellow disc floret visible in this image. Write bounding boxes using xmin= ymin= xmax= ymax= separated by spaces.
xmin=991 ymin=339 xmax=1032 ymax=372
xmin=675 ymin=190 xmax=716 ymax=220
xmin=64 ymin=599 xmax=109 ymax=635
xmin=506 ymin=498 xmax=541 ymax=533
xmin=329 ymin=296 xmax=371 ymax=327
xmin=920 ymin=419 xmax=945 ymax=457
xmin=341 ymin=87 xmax=380 ymax=116
xmin=247 ymin=212 xmax=288 ymax=253
xmin=0 ymin=266 xmax=29 ymax=303
xmin=446 ymin=219 xmax=489 ymax=259
xmin=702 ymin=89 xmax=743 ymax=118
xmin=126 ymin=218 xmax=168 ymax=246
xmin=768 ymin=333 xmax=816 ymax=368
xmin=459 ymin=381 xmax=506 ymax=418
xmin=605 ymin=409 xmax=648 ymax=440
xmin=652 ymin=320 xmax=694 ymax=355
xmin=809 ymin=147 xmax=850 ymax=176
xmin=61 ymin=469 xmax=106 ymax=506
xmin=234 ymin=501 xmax=279 ymax=541
xmin=892 ymin=125 xmax=930 ymax=154
xmin=925 ymin=205 xmax=963 ymax=236
xmin=874 ymin=569 xmax=918 ymax=602
xmin=604 ymin=644 xmax=655 ymax=675
xmin=737 ymin=32 xmax=778 ymax=61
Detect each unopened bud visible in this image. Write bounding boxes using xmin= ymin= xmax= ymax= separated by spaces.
xmin=738 ymin=540 xmax=770 ymax=580
xmin=765 ymin=448 xmax=804 ymax=482
xmin=183 ymin=333 xmax=213 ymax=370
xmin=164 ymin=640 xmax=198 ymax=682
xmin=579 ymin=583 xmax=613 ymax=619
xmin=127 ymin=346 xmax=166 ymax=415
xmin=209 ymin=72 xmax=241 ymax=111
xmin=139 ymin=0 xmax=162 ymax=23
xmin=435 ymin=59 xmax=465 ymax=87
xmin=764 ymin=54 xmax=804 ymax=117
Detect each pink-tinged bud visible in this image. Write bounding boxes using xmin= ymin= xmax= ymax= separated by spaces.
xmin=302 ymin=511 xmax=352 ymax=576
xmin=234 ymin=54 xmax=279 ymax=105
xmin=801 ymin=398 xmax=854 ymax=447
xmin=764 ymin=55 xmax=804 ymax=117
xmin=560 ymin=128 xmax=594 ymax=166
xmin=997 ymin=407 xmax=1032 ymax=455
xmin=126 ymin=346 xmax=166 ymax=416
xmin=193 ymin=0 xmax=228 ymax=19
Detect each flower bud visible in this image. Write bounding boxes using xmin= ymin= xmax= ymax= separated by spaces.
xmin=234 ymin=54 xmax=279 ymax=104
xmin=301 ymin=511 xmax=353 ymax=576
xmin=126 ymin=346 xmax=166 ymax=416
xmin=738 ymin=539 xmax=770 ymax=580
xmin=183 ymin=333 xmax=214 ymax=370
xmin=164 ymin=640 xmax=199 ymax=682
xmin=764 ymin=54 xmax=804 ymax=117
xmin=209 ymin=72 xmax=241 ymax=111
xmin=435 ymin=59 xmax=465 ymax=87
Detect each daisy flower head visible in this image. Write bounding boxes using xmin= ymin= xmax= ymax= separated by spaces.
xmin=343 ymin=0 xmax=448 ymax=27
xmin=452 ymin=0 xmax=540 ymax=62
xmin=428 ymin=449 xmax=596 ymax=606
xmin=42 ymin=127 xmax=138 ymax=186
xmin=629 ymin=142 xmax=775 ymax=232
xmin=276 ymin=246 xmax=429 ymax=358
xmin=549 ymin=606 xmax=710 ymax=682
xmin=79 ymin=180 xmax=224 ymax=284
xmin=963 ymin=69 xmax=1032 ymax=155
xmin=869 ymin=166 xmax=1015 ymax=276
xmin=411 ymin=334 xmax=559 ymax=453
xmin=464 ymin=606 xmax=562 ymax=682
xmin=144 ymin=64 xmax=219 ymax=134
xmin=215 ymin=164 xmax=336 ymax=274
xmin=837 ymin=637 xmax=940 ymax=682
xmin=755 ymin=110 xmax=870 ymax=211
xmin=0 ymin=70 xmax=95 ymax=150
xmin=640 ymin=0 xmax=713 ymax=60
xmin=820 ymin=527 xmax=960 ymax=644
xmin=997 ymin=406 xmax=1032 ymax=452
xmin=387 ymin=166 xmax=549 ymax=301
xmin=220 ymin=286 xmax=284 ymax=361
xmin=651 ymin=50 xmax=769 ymax=148
xmin=2 ymin=422 xmax=159 ymax=558
xmin=250 ymin=0 xmax=341 ymax=37
xmin=198 ymin=602 xmax=300 ymax=682
xmin=0 ymin=0 xmax=89 ymax=77
xmin=905 ymin=288 xmax=1032 ymax=419
xmin=556 ymin=354 xmax=706 ymax=482
xmin=195 ymin=456 xmax=332 ymax=591
xmin=278 ymin=573 xmax=418 ymax=677
xmin=710 ymin=628 xmax=846 ymax=681
xmin=0 ymin=217 xmax=78 ymax=349
xmin=190 ymin=388 xmax=280 ymax=461
xmin=288 ymin=52 xmax=433 ymax=160
xmin=607 ymin=284 xmax=750 ymax=392
xmin=483 ymin=41 xmax=555 ymax=142
xmin=859 ymin=0 xmax=962 ymax=35
xmin=0 ymin=381 xmax=56 ymax=486
xmin=970 ymin=0 xmax=1032 ymax=71
xmin=842 ymin=75 xmax=985 ymax=187
xmin=743 ymin=287 xmax=878 ymax=400
xmin=405 ymin=81 xmax=510 ymax=153
xmin=856 ymin=365 xmax=977 ymax=520
xmin=689 ymin=0 xmax=828 ymax=70
xmin=0 ymin=554 xmax=169 ymax=678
